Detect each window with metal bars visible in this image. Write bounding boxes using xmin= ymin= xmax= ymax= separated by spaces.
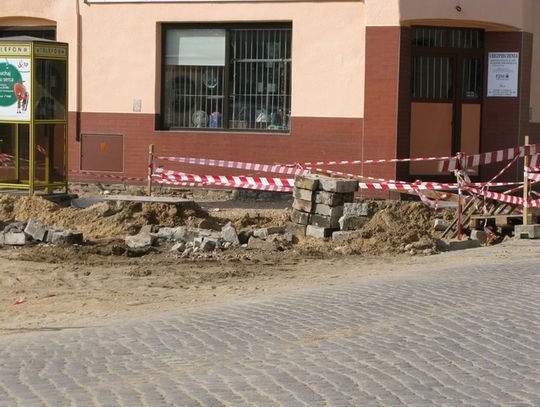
xmin=161 ymin=24 xmax=292 ymax=132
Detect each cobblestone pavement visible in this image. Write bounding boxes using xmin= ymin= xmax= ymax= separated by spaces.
xmin=1 ymin=242 xmax=539 ymax=406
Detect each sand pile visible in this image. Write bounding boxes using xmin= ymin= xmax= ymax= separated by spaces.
xmin=0 ymin=195 xmax=217 ymax=239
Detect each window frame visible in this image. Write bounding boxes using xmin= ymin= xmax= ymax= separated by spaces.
xmin=159 ymin=22 xmax=292 ymax=133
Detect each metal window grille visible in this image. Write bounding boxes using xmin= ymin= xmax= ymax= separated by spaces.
xmin=412 ymin=27 xmax=484 ymax=49
xmin=412 ymin=56 xmax=453 ymax=100
xmin=162 ymin=25 xmax=292 ymax=131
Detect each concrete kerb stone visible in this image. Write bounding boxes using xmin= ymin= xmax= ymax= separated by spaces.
xmin=3 ymin=231 xmax=28 ymax=246
xmin=306 ymin=225 xmax=335 ymax=239
xmin=247 ymin=236 xmax=276 ymax=251
xmin=126 ymin=234 xmax=155 ymax=249
xmin=514 ymin=224 xmax=540 ymax=239
xmin=314 ymin=191 xmax=353 ymax=206
xmin=292 ymin=198 xmax=313 ymax=213
xmin=24 ymin=219 xmax=48 ymax=242
xmin=50 ymin=230 xmax=84 ymax=245
xmin=311 ymin=214 xmax=340 ymax=229
xmin=290 ymin=209 xmax=310 ymax=225
xmin=294 ymin=175 xmax=319 ymax=191
xmin=339 ymin=214 xmax=370 ymax=231
xmin=293 ymin=188 xmax=314 ymax=201
xmin=343 ymin=203 xmax=370 ymax=217
xmin=332 ymin=230 xmax=361 ymax=241
xmin=437 ymin=239 xmax=481 ymax=251
xmin=313 ymin=203 xmax=344 ymax=218
xmin=318 ymin=177 xmax=359 ymax=193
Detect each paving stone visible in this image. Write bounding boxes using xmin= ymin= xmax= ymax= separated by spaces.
xmin=339 ymin=214 xmax=370 ymax=231
xmin=306 ymin=225 xmax=334 ymax=239
xmin=221 ymin=222 xmax=240 ymax=245
xmin=313 ymin=203 xmax=344 ymax=218
xmin=332 ymin=231 xmax=361 ymax=241
xmin=3 ymin=231 xmax=27 ymax=246
xmin=314 ymin=191 xmax=353 ymax=206
xmin=292 ymin=198 xmax=313 ymax=213
xmin=290 ymin=209 xmax=310 ymax=225
xmin=317 ymin=177 xmax=359 ymax=193
xmin=311 ymin=214 xmax=340 ymax=229
xmin=24 ymin=219 xmax=48 ymax=241
xmin=294 ymin=175 xmax=319 ymax=191
xmin=514 ymin=224 xmax=540 ymax=239
xmin=293 ymin=188 xmax=315 ymax=201
xmin=343 ymin=202 xmax=370 ymax=217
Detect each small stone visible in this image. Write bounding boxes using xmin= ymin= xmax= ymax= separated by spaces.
xmin=343 ymin=203 xmax=370 ymax=217
xmin=294 ymin=175 xmax=319 ymax=191
xmin=247 ymin=236 xmax=276 ymax=251
xmin=125 ymin=234 xmax=154 ymax=248
xmin=317 ymin=177 xmax=358 ymax=193
xmin=434 ymin=218 xmax=450 ymax=231
xmin=290 ymin=209 xmax=310 ymax=225
xmin=293 ymin=188 xmax=314 ymax=201
xmin=470 ymin=229 xmax=487 ymax=244
xmin=223 ymin=241 xmax=232 ymax=249
xmin=24 ymin=219 xmax=48 ymax=241
xmin=221 ymin=222 xmax=240 ymax=245
xmin=238 ymin=230 xmax=253 ymax=244
xmin=306 ymin=225 xmax=334 ymax=239
xmin=292 ymin=198 xmax=313 ymax=213
xmin=332 ymin=231 xmax=360 ymax=241
xmin=253 ymin=228 xmax=269 ymax=239
xmin=170 ymin=242 xmax=186 ymax=252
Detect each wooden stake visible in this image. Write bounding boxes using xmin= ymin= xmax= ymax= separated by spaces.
xmin=147 ymin=144 xmax=154 ymax=196
xmin=523 ymin=135 xmax=529 ymax=225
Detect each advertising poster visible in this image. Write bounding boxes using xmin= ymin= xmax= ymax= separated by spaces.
xmin=487 ymin=52 xmax=519 ymax=97
xmin=0 ymin=58 xmax=31 ymax=121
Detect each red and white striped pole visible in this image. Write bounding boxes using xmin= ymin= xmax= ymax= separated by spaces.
xmin=456 ymin=152 xmax=463 ymax=241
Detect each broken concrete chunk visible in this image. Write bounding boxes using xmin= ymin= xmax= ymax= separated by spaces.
xmin=470 ymin=229 xmax=488 ymax=244
xmin=332 ymin=230 xmax=361 ymax=241
xmin=200 ymin=239 xmax=216 ymax=252
xmin=290 ymin=209 xmax=310 ymax=225
xmin=4 ymin=222 xmax=26 ymax=233
xmin=125 ymin=233 xmax=154 ymax=249
xmin=247 ymin=236 xmax=276 ymax=251
xmin=45 ymin=226 xmax=63 ymax=243
xmin=139 ymin=225 xmax=157 ymax=234
xmin=343 ymin=203 xmax=370 ymax=217
xmin=317 ymin=177 xmax=359 ymax=193
xmin=173 ymin=227 xmax=200 ymax=242
xmin=306 ymin=225 xmax=334 ymax=239
xmin=24 ymin=219 xmax=48 ymax=241
xmin=339 ymin=214 xmax=370 ymax=231
xmin=170 ymin=242 xmax=186 ymax=252
xmin=156 ymin=227 xmax=177 ymax=240
xmin=434 ymin=219 xmax=450 ymax=232
xmin=221 ymin=222 xmax=240 ymax=245
xmin=4 ymin=231 xmax=28 ymax=246
xmin=293 ymin=188 xmax=314 ymax=201
xmin=292 ymin=198 xmax=313 ymax=213
xmin=294 ymin=175 xmax=319 ymax=191
xmin=252 ymin=228 xmax=269 ymax=239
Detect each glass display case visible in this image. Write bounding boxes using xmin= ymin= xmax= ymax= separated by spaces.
xmin=0 ymin=36 xmax=68 ymax=194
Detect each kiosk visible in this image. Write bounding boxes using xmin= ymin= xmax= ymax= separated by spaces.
xmin=0 ymin=36 xmax=68 ymax=194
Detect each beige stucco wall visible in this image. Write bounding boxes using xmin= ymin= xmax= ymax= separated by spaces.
xmin=78 ymin=1 xmax=365 ymax=118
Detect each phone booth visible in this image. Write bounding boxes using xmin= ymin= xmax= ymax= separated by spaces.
xmin=0 ymin=36 xmax=68 ymax=195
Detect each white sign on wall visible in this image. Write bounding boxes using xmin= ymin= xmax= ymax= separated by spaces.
xmin=487 ymin=52 xmax=519 ymax=98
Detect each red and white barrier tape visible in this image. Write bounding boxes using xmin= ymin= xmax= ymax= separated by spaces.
xmin=156 ymin=156 xmax=308 ymax=176
xmin=527 ymin=172 xmax=540 ymax=182
xmin=302 ymin=154 xmax=456 ymax=167
xmin=441 ymin=144 xmax=539 ymax=172
xmin=154 ymin=174 xmax=293 ymax=192
xmin=70 ymin=170 xmax=146 ymax=182
xmin=525 ymin=198 xmax=540 ymax=208
xmin=465 ymin=187 xmax=525 ymax=205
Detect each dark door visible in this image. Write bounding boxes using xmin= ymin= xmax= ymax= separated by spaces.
xmin=410 ymin=27 xmax=484 ymax=176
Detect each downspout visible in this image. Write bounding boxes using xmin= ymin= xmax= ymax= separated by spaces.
xmin=75 ymin=0 xmax=82 ymax=142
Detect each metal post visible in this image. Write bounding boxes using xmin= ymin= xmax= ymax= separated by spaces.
xmin=456 ymin=152 xmax=463 ymax=240
xmin=523 ymin=135 xmax=530 ymax=226
xmin=147 ymin=144 xmax=154 ymax=196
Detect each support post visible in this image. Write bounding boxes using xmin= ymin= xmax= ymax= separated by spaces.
xmin=523 ymin=135 xmax=530 ymax=226
xmin=147 ymin=144 xmax=154 ymax=196
xmin=456 ymin=152 xmax=463 ymax=240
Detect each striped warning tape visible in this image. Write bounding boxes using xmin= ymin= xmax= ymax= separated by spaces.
xmin=465 ymin=187 xmax=525 ymax=205
xmin=441 ymin=144 xmax=539 ymax=172
xmin=154 ymin=174 xmax=293 ymax=192
xmin=302 ymin=155 xmax=456 ymax=167
xmin=156 ymin=156 xmax=308 ymax=176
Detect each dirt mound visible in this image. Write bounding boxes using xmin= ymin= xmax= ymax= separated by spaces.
xmin=297 ymin=201 xmax=438 ymax=257
xmin=0 ymin=195 xmax=217 ymax=239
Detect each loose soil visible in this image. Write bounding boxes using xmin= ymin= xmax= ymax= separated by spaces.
xmin=0 ymin=193 xmax=458 ymax=335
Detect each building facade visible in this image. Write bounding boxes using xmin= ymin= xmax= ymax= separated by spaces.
xmin=1 ymin=0 xmax=539 ymax=185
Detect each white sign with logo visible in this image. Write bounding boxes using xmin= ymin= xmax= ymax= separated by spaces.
xmin=487 ymin=52 xmax=519 ymax=97
xmin=0 ymin=58 xmax=32 ymax=121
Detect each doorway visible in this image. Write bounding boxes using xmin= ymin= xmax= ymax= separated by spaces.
xmin=409 ymin=27 xmax=484 ymax=176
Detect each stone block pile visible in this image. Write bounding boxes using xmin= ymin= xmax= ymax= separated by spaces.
xmin=0 ymin=219 xmax=83 ymax=246
xmin=291 ymin=175 xmax=373 ymax=240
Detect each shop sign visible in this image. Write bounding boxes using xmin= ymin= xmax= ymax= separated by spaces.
xmin=487 ymin=52 xmax=519 ymax=97
xmin=0 ymin=44 xmax=31 ymax=56
xmin=0 ymin=59 xmax=31 ymax=121
xmin=35 ymin=45 xmax=67 ymax=58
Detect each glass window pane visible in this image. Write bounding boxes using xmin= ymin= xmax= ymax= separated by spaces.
xmin=166 ymin=29 xmax=226 ymax=67
xmin=412 ymin=56 xmax=453 ymax=100
xmin=463 ymin=58 xmax=482 ymax=100
xmin=35 ymin=59 xmax=66 ymax=120
xmin=35 ymin=124 xmax=65 ymax=183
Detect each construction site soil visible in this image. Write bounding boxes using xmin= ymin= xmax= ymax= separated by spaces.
xmin=0 ymin=193 xmax=451 ymax=334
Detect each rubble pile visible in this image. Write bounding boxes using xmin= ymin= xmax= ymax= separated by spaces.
xmin=0 ymin=219 xmax=83 ymax=246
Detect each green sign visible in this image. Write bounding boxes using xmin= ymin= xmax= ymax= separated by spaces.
xmin=0 ymin=62 xmax=23 ymax=107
